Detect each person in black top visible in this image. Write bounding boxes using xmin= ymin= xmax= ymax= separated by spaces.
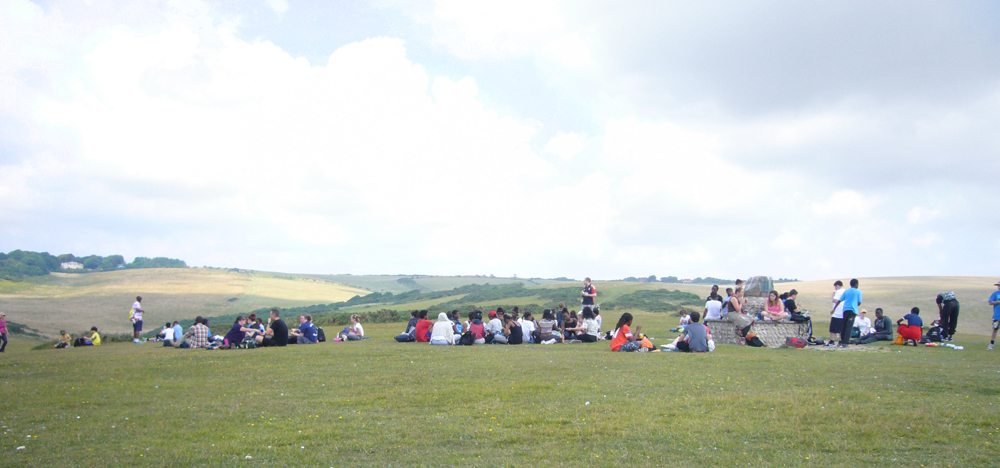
xmin=707 ymin=284 xmax=720 ymax=301
xmin=504 ymin=315 xmax=523 ymax=345
xmin=856 ymin=308 xmax=893 ymax=344
xmin=936 ymin=292 xmax=960 ymax=342
xmin=581 ymin=277 xmax=597 ymax=308
xmin=255 ymin=308 xmax=288 ymax=347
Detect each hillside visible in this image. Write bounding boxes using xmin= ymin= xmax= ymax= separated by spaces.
xmin=0 ymin=268 xmax=368 ymax=336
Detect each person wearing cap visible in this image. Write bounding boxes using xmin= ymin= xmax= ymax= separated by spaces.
xmin=854 ymin=309 xmax=872 ymax=337
xmin=856 ymin=308 xmax=893 ymax=344
xmin=486 ymin=310 xmax=506 ymax=344
xmin=988 ymin=280 xmax=1000 ymax=350
xmin=936 ymin=291 xmax=960 ymax=342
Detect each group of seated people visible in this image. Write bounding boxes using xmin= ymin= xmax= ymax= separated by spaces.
xmin=54 ymin=327 xmax=102 ymax=348
xmin=159 ymin=309 xmax=323 ymax=349
xmin=395 ymin=304 xmax=605 ymax=345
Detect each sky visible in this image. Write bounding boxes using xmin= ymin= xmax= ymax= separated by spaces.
xmin=1 ymin=0 xmax=999 ymax=281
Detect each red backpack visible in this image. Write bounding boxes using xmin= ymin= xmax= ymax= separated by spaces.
xmin=785 ymin=337 xmax=807 ymax=348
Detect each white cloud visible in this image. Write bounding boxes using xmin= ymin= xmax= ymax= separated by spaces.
xmin=265 ymin=0 xmax=288 ymax=14
xmin=543 ymin=131 xmax=588 ymax=161
xmin=907 ymin=206 xmax=941 ymax=224
xmin=539 ymin=34 xmax=592 ymax=66
xmin=811 ymin=190 xmax=879 ymax=218
xmin=426 ymin=0 xmax=566 ymax=60
xmin=910 ymin=232 xmax=940 ymax=248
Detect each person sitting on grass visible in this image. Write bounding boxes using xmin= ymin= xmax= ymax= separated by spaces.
xmin=856 ymin=308 xmax=893 ymax=344
xmin=538 ymin=309 xmax=563 ymax=344
xmin=667 ymin=311 xmax=711 ymax=352
xmin=336 ymin=314 xmax=365 ymax=341
xmin=594 ymin=309 xmax=603 ymax=335
xmin=610 ymin=312 xmax=645 ymax=352
xmin=55 ymin=330 xmax=72 ymax=349
xmin=452 ymin=310 xmax=464 ymax=334
xmin=395 ymin=310 xmax=421 ymax=342
xmin=520 ymin=311 xmax=539 ymax=344
xmin=562 ymin=310 xmax=578 ymax=341
xmin=430 ymin=312 xmax=456 ymax=346
xmin=223 ymin=315 xmax=259 ymax=348
xmin=503 ymin=314 xmax=523 ymax=345
xmin=896 ymin=307 xmax=923 ymax=346
xmin=570 ymin=307 xmax=600 ymax=343
xmin=487 ymin=310 xmax=507 ymax=344
xmin=762 ymin=290 xmax=790 ymax=321
xmin=174 ymin=317 xmax=211 ymax=348
xmin=75 ymin=327 xmax=101 ymax=347
xmin=855 ymin=310 xmax=872 ymax=337
xmin=154 ymin=322 xmax=172 ymax=342
xmin=670 ymin=310 xmax=691 ymax=332
xmin=467 ymin=311 xmax=487 ymax=344
xmin=288 ymin=315 xmax=318 ymax=345
xmin=414 ymin=310 xmax=433 ymax=343
xmin=252 ymin=309 xmax=288 ymax=348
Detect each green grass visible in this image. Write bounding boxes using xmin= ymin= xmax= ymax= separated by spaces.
xmin=1 ymin=309 xmax=997 ymax=467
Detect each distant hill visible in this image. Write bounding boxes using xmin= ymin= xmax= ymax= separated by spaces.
xmin=0 ymin=268 xmax=368 ymax=337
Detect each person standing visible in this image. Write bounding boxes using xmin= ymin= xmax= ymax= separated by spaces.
xmin=936 ymin=291 xmax=960 ymax=342
xmin=0 ymin=312 xmax=7 ymax=352
xmin=130 ymin=296 xmax=145 ymax=344
xmin=830 ymin=279 xmax=862 ymax=348
xmin=988 ymin=280 xmax=1000 ymax=350
xmin=581 ymin=278 xmax=597 ymax=310
xmin=827 ymin=281 xmax=846 ymax=346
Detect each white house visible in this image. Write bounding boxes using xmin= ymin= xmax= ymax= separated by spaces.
xmin=61 ymin=261 xmax=83 ymax=270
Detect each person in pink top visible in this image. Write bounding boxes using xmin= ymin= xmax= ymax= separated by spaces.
xmin=761 ymin=290 xmax=789 ymax=321
xmin=0 ymin=312 xmax=7 ymax=352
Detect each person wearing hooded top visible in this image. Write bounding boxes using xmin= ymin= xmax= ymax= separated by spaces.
xmin=430 ymin=312 xmax=456 ymax=345
xmin=466 ymin=311 xmax=487 ymax=344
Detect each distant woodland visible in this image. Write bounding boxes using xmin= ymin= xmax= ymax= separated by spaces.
xmin=0 ymin=250 xmax=187 ymax=281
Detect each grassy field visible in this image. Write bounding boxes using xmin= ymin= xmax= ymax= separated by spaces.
xmin=1 ymin=312 xmax=998 ymax=467
xmin=0 ymin=269 xmax=368 ymax=337
xmin=301 ymin=274 xmax=571 ymax=294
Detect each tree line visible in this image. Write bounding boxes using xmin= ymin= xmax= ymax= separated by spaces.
xmin=0 ymin=249 xmax=187 ymax=281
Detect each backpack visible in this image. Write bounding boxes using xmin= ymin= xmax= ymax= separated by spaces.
xmin=458 ymin=331 xmax=475 ymax=346
xmin=317 ymin=327 xmax=326 ymax=342
xmin=922 ymin=326 xmax=942 ymax=343
xmin=789 ymin=313 xmax=809 ymax=323
xmin=746 ymin=333 xmax=765 ymax=348
xmin=237 ymin=337 xmax=257 ymax=349
xmin=850 ymin=327 xmax=860 ymax=338
xmin=785 ymin=337 xmax=807 ymax=348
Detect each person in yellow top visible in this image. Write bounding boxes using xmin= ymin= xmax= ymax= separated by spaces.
xmin=55 ymin=330 xmax=72 ymax=348
xmin=74 ymin=327 xmax=101 ymax=346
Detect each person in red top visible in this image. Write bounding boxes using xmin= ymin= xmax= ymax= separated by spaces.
xmin=610 ymin=312 xmax=644 ymax=352
xmin=414 ymin=310 xmax=434 ymax=343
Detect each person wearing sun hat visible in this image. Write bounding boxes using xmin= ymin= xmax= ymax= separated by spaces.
xmin=988 ymin=280 xmax=1000 ymax=350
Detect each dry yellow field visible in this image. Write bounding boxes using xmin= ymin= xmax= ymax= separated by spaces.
xmin=0 ymin=268 xmax=369 ymax=336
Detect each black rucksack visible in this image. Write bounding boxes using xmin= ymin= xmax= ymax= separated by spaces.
xmin=317 ymin=327 xmax=326 ymax=342
xmin=746 ymin=334 xmax=765 ymax=347
xmin=458 ymin=331 xmax=475 ymax=346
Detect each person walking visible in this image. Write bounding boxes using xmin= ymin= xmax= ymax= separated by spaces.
xmin=936 ymin=291 xmax=960 ymax=342
xmin=130 ymin=296 xmax=145 ymax=344
xmin=988 ymin=280 xmax=1000 ymax=350
xmin=830 ymin=279 xmax=862 ymax=348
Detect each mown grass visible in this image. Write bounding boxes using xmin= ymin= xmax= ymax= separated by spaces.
xmin=1 ymin=311 xmax=998 ymax=467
